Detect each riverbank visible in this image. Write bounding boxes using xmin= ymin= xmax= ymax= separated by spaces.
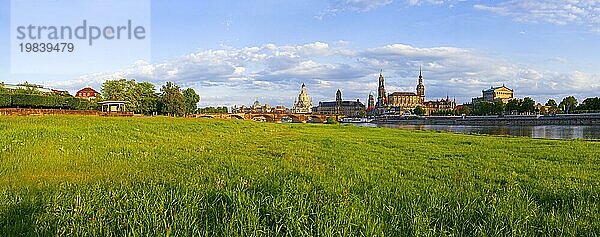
xmin=1 ymin=116 xmax=599 ymax=235
xmin=374 ymin=113 xmax=600 ymax=126
xmin=353 ymin=123 xmax=600 ymax=140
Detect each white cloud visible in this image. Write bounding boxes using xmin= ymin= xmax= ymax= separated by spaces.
xmin=335 ymin=0 xmax=394 ymax=12
xmin=316 ymin=0 xmax=395 ymax=19
xmin=59 ymin=42 xmax=599 ymax=107
xmin=407 ymin=0 xmax=456 ymax=6
xmin=322 ymin=0 xmax=600 ymax=31
xmin=317 ymin=0 xmax=460 ymax=19
xmin=474 ymin=0 xmax=600 ymax=31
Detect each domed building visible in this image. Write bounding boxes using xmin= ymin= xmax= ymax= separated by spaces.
xmin=293 ymin=83 xmax=313 ymax=114
xmin=252 ymin=100 xmax=261 ymax=111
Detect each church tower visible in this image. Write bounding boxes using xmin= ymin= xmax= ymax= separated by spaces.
xmin=368 ymin=93 xmax=375 ymax=109
xmin=377 ymin=70 xmax=387 ymax=107
xmin=416 ymin=67 xmax=425 ymax=103
xmin=335 ymin=89 xmax=342 ymax=114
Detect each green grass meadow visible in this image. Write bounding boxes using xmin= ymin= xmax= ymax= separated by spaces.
xmin=0 ymin=116 xmax=599 ymax=236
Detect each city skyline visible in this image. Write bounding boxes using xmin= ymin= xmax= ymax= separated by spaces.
xmin=1 ymin=0 xmax=599 ymax=107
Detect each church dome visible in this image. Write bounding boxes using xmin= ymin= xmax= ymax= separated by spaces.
xmin=293 ymin=83 xmax=313 ymax=113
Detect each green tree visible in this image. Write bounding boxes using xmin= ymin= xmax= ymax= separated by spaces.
xmin=413 ymin=106 xmax=426 ymax=116
xmin=473 ymin=101 xmax=504 ymax=116
xmin=473 ymin=101 xmax=491 ymax=115
xmin=520 ymin=97 xmax=536 ymax=114
xmin=493 ymin=101 xmax=505 ymax=115
xmin=134 ymin=82 xmax=159 ymax=115
xmin=505 ymin=99 xmax=521 ymax=114
xmin=559 ymin=96 xmax=578 ymax=114
xmin=325 ymin=117 xmax=338 ymax=124
xmin=101 ymin=79 xmax=128 ymax=101
xmin=431 ymin=109 xmax=456 ymax=116
xmin=199 ymin=106 xmax=229 ymax=114
xmin=101 ymin=79 xmax=160 ymax=115
xmin=576 ymin=97 xmax=600 ymax=112
xmin=457 ymin=105 xmax=470 ymax=116
xmin=183 ymin=88 xmax=200 ymax=115
xmin=160 ymin=82 xmax=185 ymax=116
xmin=545 ymin=99 xmax=559 ymax=114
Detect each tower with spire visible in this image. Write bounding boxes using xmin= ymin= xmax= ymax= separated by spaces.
xmin=377 ymin=69 xmax=387 ymax=107
xmin=416 ymin=67 xmax=425 ymax=103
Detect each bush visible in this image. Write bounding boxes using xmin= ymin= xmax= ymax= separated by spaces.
xmin=0 ymin=93 xmax=98 ymax=110
xmin=0 ymin=94 xmax=11 ymax=107
xmin=325 ymin=117 xmax=338 ymax=124
xmin=10 ymin=94 xmax=56 ymax=108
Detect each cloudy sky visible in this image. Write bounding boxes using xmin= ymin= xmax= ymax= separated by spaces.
xmin=1 ymin=0 xmax=599 ymax=107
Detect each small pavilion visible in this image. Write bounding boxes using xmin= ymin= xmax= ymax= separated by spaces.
xmin=98 ymin=101 xmax=128 ymax=113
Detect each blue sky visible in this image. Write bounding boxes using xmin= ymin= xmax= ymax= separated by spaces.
xmin=1 ymin=0 xmax=600 ymax=107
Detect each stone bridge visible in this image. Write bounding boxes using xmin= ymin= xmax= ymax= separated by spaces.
xmin=195 ymin=113 xmax=343 ymax=123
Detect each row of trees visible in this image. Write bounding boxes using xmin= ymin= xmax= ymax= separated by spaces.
xmin=548 ymin=96 xmax=600 ymax=114
xmin=469 ymin=96 xmax=600 ymax=116
xmin=412 ymin=106 xmax=470 ymax=116
xmin=409 ymin=96 xmax=599 ymax=117
xmin=197 ymin=106 xmax=229 ymax=114
xmin=470 ymin=98 xmax=536 ymax=116
xmin=101 ymin=80 xmax=200 ymax=116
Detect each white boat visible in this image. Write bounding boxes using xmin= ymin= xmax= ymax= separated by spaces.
xmin=340 ymin=117 xmax=372 ymax=123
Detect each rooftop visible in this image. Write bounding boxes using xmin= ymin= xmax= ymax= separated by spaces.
xmin=319 ymin=100 xmax=364 ymax=107
xmin=390 ymin=92 xmax=418 ymax=96
xmin=483 ymin=85 xmax=513 ymax=92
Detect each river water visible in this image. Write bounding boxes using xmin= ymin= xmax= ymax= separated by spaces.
xmin=352 ymin=123 xmax=600 ymax=140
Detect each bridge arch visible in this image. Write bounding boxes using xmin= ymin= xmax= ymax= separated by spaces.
xmin=251 ymin=114 xmax=274 ymax=122
xmin=230 ymin=114 xmax=244 ymax=120
xmin=280 ymin=115 xmax=302 ymax=123
xmin=307 ymin=115 xmax=325 ymax=123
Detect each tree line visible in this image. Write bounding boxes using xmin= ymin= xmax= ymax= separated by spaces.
xmin=0 ymin=80 xmax=201 ymax=116
xmin=412 ymin=95 xmax=600 ymax=116
xmin=101 ymin=79 xmax=200 ymax=116
xmin=468 ymin=96 xmax=600 ymax=116
xmin=197 ymin=107 xmax=229 ymax=114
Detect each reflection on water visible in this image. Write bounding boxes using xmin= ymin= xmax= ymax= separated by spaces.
xmin=354 ymin=124 xmax=600 ymax=140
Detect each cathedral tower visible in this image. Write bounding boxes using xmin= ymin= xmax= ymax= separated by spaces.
xmin=368 ymin=93 xmax=375 ymax=109
xmin=416 ymin=67 xmax=425 ymax=103
xmin=377 ymin=70 xmax=387 ymax=107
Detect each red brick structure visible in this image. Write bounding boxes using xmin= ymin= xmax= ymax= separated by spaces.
xmin=75 ymin=87 xmax=101 ymax=100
